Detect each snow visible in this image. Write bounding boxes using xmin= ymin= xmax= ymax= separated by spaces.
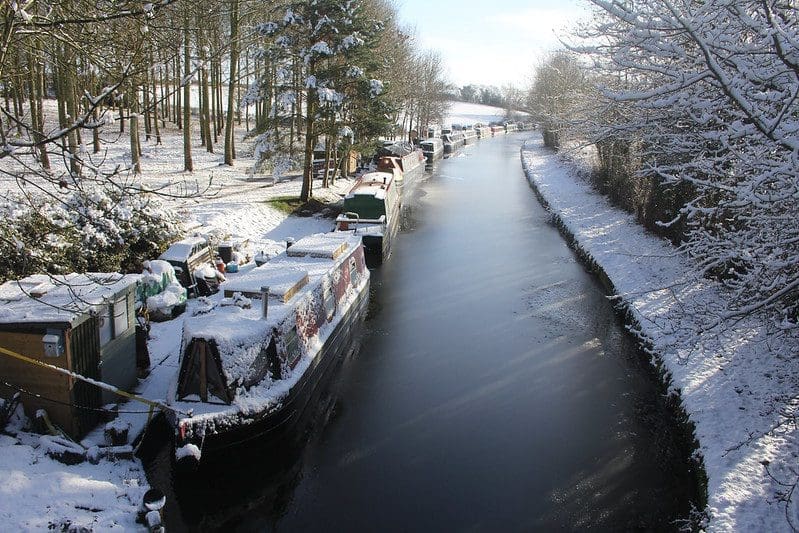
xmin=157 ymin=237 xmax=206 ymax=262
xmin=0 ymin=273 xmax=139 ymax=326
xmin=174 ymin=443 xmax=201 ymax=462
xmin=521 ymin=137 xmax=799 ymax=532
xmin=445 ymin=101 xmax=525 ymax=126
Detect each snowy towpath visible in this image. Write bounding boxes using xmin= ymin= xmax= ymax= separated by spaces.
xmin=521 ymin=137 xmax=799 ymax=531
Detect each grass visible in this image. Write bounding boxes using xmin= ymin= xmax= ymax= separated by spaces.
xmin=265 ymin=195 xmax=341 ymax=218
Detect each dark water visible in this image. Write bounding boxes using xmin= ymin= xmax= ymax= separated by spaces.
xmin=143 ymin=135 xmax=699 ymax=531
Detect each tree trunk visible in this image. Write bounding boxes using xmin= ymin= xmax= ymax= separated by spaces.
xmin=224 ymin=0 xmax=239 ymax=166
xmin=183 ymin=16 xmax=193 ymax=172
xmin=130 ymin=114 xmax=141 ymax=174
xmin=301 ymin=85 xmax=316 ymax=202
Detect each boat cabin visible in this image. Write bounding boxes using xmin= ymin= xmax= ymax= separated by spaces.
xmin=159 ymin=236 xmax=213 ymax=293
xmin=420 ymin=138 xmax=444 ymax=162
xmin=0 ymin=273 xmax=140 ymax=439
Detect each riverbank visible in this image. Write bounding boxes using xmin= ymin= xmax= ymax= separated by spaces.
xmin=521 ymin=137 xmax=799 ymax=531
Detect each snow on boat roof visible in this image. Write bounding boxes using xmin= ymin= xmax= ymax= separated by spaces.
xmin=0 ymin=273 xmax=140 ymax=326
xmin=286 ymin=232 xmax=349 ymax=259
xmin=222 ymin=265 xmax=309 ymax=303
xmin=158 ymin=236 xmax=207 ymax=262
xmin=346 ymin=172 xmax=393 ymax=201
xmin=181 ymin=232 xmax=361 ymax=382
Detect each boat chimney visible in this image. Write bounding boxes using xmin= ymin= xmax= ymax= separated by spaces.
xmin=261 ymin=286 xmax=270 ymax=319
xmin=383 ymin=176 xmax=386 ymax=185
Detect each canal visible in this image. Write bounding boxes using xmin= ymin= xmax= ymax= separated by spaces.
xmin=144 ymin=133 xmax=699 ymax=531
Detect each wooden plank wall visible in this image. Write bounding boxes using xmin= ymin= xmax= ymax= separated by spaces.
xmin=0 ymin=329 xmax=80 ymax=437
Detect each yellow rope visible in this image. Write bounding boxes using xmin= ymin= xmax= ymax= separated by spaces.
xmin=0 ymin=345 xmax=185 ymax=415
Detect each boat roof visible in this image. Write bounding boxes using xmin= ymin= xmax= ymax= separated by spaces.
xmin=159 ymin=236 xmax=208 ymax=262
xmin=0 ymin=273 xmax=140 ymax=327
xmin=377 ymin=141 xmax=417 ymax=158
xmin=420 ymin=138 xmax=443 ymax=147
xmin=181 ymin=232 xmax=362 ymax=383
xmin=345 ymin=171 xmax=394 ymax=201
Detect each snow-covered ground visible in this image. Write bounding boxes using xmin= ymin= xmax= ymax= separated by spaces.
xmin=444 ymin=100 xmax=527 ymax=126
xmin=521 ymin=137 xmax=799 ymax=532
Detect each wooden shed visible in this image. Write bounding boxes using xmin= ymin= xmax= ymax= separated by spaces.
xmin=0 ymin=273 xmax=140 ymax=439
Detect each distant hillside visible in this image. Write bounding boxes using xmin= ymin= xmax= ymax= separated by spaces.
xmin=444 ymin=101 xmax=529 ymax=126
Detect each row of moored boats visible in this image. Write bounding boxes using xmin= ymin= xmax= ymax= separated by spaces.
xmin=168 ymin=121 xmax=527 ymax=467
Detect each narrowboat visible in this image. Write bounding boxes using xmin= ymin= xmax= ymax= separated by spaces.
xmin=420 ymin=138 xmax=444 ymax=163
xmin=335 ymin=170 xmax=401 ymax=265
xmin=476 ymin=125 xmax=492 ymax=139
xmin=442 ymin=132 xmax=465 ymax=155
xmin=376 ymin=141 xmax=425 ymax=188
xmin=490 ymin=124 xmax=505 ymax=136
xmin=462 ymin=127 xmax=477 ymax=144
xmin=505 ymin=122 xmax=518 ymax=133
xmin=167 ymin=232 xmax=369 ymax=466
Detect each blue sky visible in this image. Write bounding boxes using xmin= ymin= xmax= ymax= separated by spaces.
xmin=394 ymin=0 xmax=588 ymax=88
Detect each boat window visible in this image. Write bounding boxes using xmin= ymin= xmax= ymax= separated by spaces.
xmin=323 ymin=280 xmax=336 ymax=321
xmin=245 ymin=337 xmax=281 ymax=385
xmin=284 ymin=326 xmax=301 ymax=369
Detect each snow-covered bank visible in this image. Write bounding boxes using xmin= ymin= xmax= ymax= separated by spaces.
xmin=521 ymin=137 xmax=799 ymax=531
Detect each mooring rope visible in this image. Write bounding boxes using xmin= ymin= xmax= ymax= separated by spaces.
xmin=0 ymin=345 xmax=189 ymax=416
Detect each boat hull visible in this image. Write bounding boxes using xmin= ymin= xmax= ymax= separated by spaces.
xmin=172 ymin=281 xmax=370 ymax=464
xmin=362 ymin=214 xmax=399 ymax=266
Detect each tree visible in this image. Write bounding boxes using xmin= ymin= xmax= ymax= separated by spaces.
xmin=571 ymin=0 xmax=799 ymax=322
xmin=255 ymin=0 xmax=391 ymax=201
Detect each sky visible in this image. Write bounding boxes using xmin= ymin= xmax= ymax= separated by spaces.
xmin=394 ymin=0 xmax=590 ymax=89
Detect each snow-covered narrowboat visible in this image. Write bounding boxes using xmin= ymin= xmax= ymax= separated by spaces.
xmin=462 ymin=127 xmax=477 ymax=144
xmin=376 ymin=141 xmax=425 ymax=191
xmin=476 ymin=125 xmax=492 ymax=139
xmin=335 ymin=171 xmax=401 ymax=266
xmin=167 ymin=232 xmax=370 ymax=466
xmin=420 ymin=138 xmax=444 ymax=163
xmin=442 ymin=132 xmax=465 ymax=154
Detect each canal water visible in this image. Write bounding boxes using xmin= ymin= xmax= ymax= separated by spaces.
xmin=143 ymin=134 xmax=699 ymax=531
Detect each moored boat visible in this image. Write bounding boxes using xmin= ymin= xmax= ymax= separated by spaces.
xmin=167 ymin=232 xmax=370 ymax=466
xmin=476 ymin=125 xmax=492 ymax=139
xmin=420 ymin=137 xmax=444 ymax=163
xmin=376 ymin=141 xmax=425 ymax=189
xmin=335 ymin=170 xmax=401 ymax=265
xmin=442 ymin=132 xmax=465 ymax=155
xmin=462 ymin=127 xmax=477 ymax=144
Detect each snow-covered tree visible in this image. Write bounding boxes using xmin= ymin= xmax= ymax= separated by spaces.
xmin=571 ymin=0 xmax=799 ymax=323
xmin=254 ymin=0 xmax=391 ymax=201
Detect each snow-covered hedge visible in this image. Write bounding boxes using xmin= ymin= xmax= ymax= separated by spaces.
xmin=0 ymin=188 xmax=180 ymax=281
